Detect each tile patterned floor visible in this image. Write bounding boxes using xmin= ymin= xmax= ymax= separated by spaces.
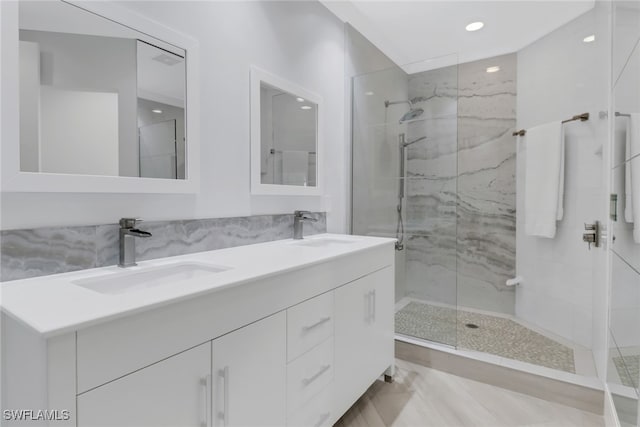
xmin=613 ymin=354 xmax=640 ymax=389
xmin=395 ymin=301 xmax=576 ymax=373
xmin=335 ymin=358 xmax=603 ymax=427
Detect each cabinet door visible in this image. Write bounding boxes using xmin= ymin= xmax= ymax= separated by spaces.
xmin=333 ymin=267 xmax=394 ymax=418
xmin=77 ymin=342 xmax=211 ymax=427
xmin=212 ymin=312 xmax=286 ymax=427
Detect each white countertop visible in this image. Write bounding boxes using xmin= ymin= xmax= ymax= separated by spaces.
xmin=0 ymin=234 xmax=394 ymax=338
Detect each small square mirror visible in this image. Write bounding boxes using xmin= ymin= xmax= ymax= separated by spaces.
xmin=250 ymin=67 xmax=322 ymax=196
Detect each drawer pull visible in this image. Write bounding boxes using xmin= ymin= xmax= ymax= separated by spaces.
xmin=372 ymin=289 xmax=377 ymax=322
xmin=314 ymin=412 xmax=331 ymax=427
xmin=199 ymin=375 xmax=212 ymax=427
xmin=218 ymin=367 xmax=229 ymax=426
xmin=302 ymin=317 xmax=331 ymax=332
xmin=302 ymin=364 xmax=331 ymax=386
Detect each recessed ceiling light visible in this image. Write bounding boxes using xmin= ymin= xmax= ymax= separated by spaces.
xmin=296 ymin=97 xmax=305 ymax=102
xmin=465 ymin=21 xmax=484 ymax=32
xmin=152 ymin=109 xmax=163 ymax=114
xmin=583 ymin=34 xmax=595 ymax=43
xmin=152 ymin=54 xmax=182 ymax=66
xmin=365 ymin=91 xmax=374 ymax=96
xmin=486 ymin=66 xmax=500 ymax=73
xmin=301 ymin=105 xmax=312 ymax=110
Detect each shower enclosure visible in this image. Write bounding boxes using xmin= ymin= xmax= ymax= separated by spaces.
xmin=351 ymin=45 xmax=603 ymax=376
xmin=349 ymin=2 xmax=635 ymax=423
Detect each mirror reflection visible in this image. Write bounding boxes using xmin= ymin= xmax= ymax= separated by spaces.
xmin=18 ymin=1 xmax=186 ymax=179
xmin=260 ymin=82 xmax=317 ymax=187
xmin=608 ymin=2 xmax=640 ymax=425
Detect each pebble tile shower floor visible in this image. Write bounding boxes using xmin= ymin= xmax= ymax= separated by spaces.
xmin=613 ymin=355 xmax=640 ymax=388
xmin=395 ymin=301 xmax=576 ymax=373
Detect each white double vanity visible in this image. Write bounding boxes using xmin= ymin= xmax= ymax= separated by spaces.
xmin=2 ymin=234 xmax=395 ymax=426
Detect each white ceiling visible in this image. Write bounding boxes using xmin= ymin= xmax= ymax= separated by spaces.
xmin=322 ymin=0 xmax=595 ymax=73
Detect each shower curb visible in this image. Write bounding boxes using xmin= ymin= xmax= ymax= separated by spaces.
xmin=396 ymin=340 xmax=604 ymax=415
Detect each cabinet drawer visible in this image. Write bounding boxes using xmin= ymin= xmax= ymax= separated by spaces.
xmin=287 ymin=292 xmax=333 ymax=362
xmin=287 ymin=386 xmax=333 ymax=427
xmin=287 ymin=338 xmax=333 ymax=414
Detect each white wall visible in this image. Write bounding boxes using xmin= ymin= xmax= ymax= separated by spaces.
xmin=516 ymin=4 xmax=610 ymax=367
xmin=2 ymin=1 xmax=347 ymax=231
xmin=39 ymin=87 xmax=119 ymax=176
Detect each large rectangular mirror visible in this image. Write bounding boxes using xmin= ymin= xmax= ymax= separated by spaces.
xmin=1 ymin=0 xmax=199 ymax=193
xmin=250 ymin=67 xmax=322 ymax=196
xmin=19 ymin=1 xmax=185 ymax=179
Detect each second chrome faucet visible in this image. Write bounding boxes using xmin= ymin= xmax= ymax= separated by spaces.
xmin=119 ymin=218 xmax=152 ymax=267
xmin=293 ymin=211 xmax=317 ymax=240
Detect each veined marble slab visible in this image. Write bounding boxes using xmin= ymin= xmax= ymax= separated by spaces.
xmin=404 ymin=53 xmax=517 ymax=315
xmin=1 ymin=213 xmax=326 ymax=282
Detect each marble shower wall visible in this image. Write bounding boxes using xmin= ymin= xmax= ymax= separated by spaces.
xmin=404 ymin=64 xmax=459 ymax=307
xmin=0 ymin=213 xmax=326 ymax=282
xmin=404 ymin=54 xmax=517 ymax=314
xmin=456 ymin=54 xmax=517 ymax=314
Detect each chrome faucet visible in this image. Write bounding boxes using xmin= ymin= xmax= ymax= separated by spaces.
xmin=293 ymin=211 xmax=318 ymax=240
xmin=119 ymin=218 xmax=152 ymax=268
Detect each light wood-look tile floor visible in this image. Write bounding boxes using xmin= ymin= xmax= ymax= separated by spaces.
xmin=334 ymin=359 xmax=604 ymax=427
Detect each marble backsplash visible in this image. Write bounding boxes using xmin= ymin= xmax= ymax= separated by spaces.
xmin=0 ymin=213 xmax=326 ymax=282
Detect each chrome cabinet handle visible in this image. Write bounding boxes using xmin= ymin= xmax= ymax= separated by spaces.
xmin=200 ymin=375 xmax=212 ymax=427
xmin=372 ymin=289 xmax=376 ymax=322
xmin=302 ymin=364 xmax=331 ymax=386
xmin=302 ymin=317 xmax=331 ymax=332
xmin=367 ymin=290 xmax=374 ymax=323
xmin=364 ymin=292 xmax=370 ymax=322
xmin=314 ymin=412 xmax=331 ymax=427
xmin=218 ymin=367 xmax=229 ymax=426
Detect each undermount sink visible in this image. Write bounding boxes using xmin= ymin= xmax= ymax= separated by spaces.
xmin=291 ymin=236 xmax=361 ymax=248
xmin=73 ymin=262 xmax=231 ymax=295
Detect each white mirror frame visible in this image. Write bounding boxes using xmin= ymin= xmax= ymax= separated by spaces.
xmin=250 ymin=66 xmax=323 ymax=196
xmin=0 ymin=0 xmax=200 ymax=193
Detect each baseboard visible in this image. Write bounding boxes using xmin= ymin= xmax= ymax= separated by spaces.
xmin=396 ymin=340 xmax=604 ymax=415
xmin=609 ymin=389 xmax=638 ymax=426
xmin=604 ymin=386 xmax=622 ymax=427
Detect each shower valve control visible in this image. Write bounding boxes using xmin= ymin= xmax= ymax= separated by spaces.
xmin=582 ymin=221 xmax=601 ymax=250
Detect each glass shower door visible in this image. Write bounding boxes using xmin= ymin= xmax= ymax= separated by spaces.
xmin=351 ymin=56 xmax=459 ymax=347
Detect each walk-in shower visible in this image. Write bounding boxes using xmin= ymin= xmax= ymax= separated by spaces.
xmin=351 ymin=47 xmax=604 ymax=380
xmin=350 ymin=2 xmax=628 ymax=421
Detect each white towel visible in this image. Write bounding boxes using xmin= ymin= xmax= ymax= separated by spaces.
xmin=524 ymin=121 xmax=565 ymax=238
xmin=624 ymin=118 xmax=633 ymax=223
xmin=625 ymin=114 xmax=640 ymax=243
xmin=282 ymin=150 xmax=309 ymax=186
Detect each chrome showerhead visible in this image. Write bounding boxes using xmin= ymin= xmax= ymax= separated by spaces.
xmin=399 ymin=108 xmax=424 ymax=124
xmin=401 ymin=135 xmax=427 ymax=148
xmin=384 ymin=99 xmax=424 ymax=124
